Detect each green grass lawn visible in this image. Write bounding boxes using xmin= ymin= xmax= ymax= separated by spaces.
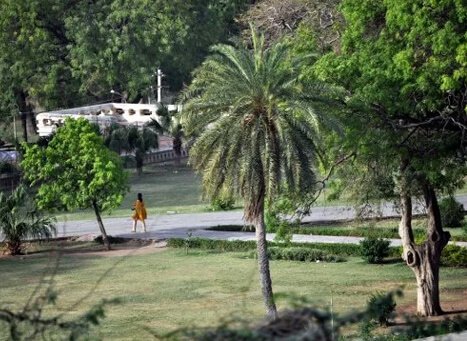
xmin=1 ymin=246 xmax=467 ymax=340
xmin=56 ymin=162 xmax=214 ymax=221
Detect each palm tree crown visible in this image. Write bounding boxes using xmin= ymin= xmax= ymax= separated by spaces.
xmin=183 ymin=32 xmax=328 ymax=223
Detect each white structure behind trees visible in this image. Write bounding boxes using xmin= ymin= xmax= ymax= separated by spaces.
xmin=35 ymin=103 xmax=181 ymax=137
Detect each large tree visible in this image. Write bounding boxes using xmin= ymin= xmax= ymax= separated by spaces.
xmin=313 ymin=0 xmax=467 ymax=316
xmin=182 ymin=31 xmax=337 ymax=320
xmin=0 ymin=0 xmax=248 ymax=139
xmin=0 ymin=0 xmax=82 ymax=140
xmin=66 ymin=0 xmax=249 ymax=99
xmin=21 ymin=118 xmax=128 ymax=250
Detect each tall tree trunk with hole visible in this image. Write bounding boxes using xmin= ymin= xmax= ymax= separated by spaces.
xmin=92 ymin=200 xmax=111 ymax=250
xmin=253 ymin=197 xmax=278 ymax=321
xmin=398 ymin=163 xmax=450 ymax=316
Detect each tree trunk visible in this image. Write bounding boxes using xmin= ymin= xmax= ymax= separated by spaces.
xmin=17 ymin=91 xmax=35 ymax=143
xmin=255 ymin=208 xmax=278 ymax=321
xmin=92 ymin=200 xmax=111 ymax=250
xmin=20 ymin=112 xmax=28 ymax=143
xmin=135 ymin=150 xmax=144 ymax=176
xmin=173 ymin=137 xmax=182 ymax=165
xmin=7 ymin=239 xmax=22 ymax=256
xmin=398 ymin=167 xmax=450 ymax=316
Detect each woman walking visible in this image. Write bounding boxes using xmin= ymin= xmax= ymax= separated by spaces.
xmin=131 ymin=193 xmax=147 ymax=232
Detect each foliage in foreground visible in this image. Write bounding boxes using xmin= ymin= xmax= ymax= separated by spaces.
xmin=0 ymin=185 xmax=55 ymax=255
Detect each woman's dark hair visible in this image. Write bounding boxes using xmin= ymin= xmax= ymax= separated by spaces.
xmin=137 ymin=193 xmax=143 ymax=202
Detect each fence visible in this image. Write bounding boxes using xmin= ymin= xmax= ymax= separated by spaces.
xmin=143 ymin=148 xmax=188 ymax=164
xmin=0 ymin=173 xmax=21 ymax=192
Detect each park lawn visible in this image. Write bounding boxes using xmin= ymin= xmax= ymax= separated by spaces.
xmin=1 ymin=247 xmax=467 ymax=340
xmin=55 ymin=162 xmax=217 ymax=222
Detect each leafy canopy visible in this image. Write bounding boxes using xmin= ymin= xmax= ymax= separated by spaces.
xmin=312 ymin=0 xmax=467 ymax=200
xmin=0 ymin=0 xmax=248 ymax=124
xmin=21 ymin=118 xmax=128 ymax=212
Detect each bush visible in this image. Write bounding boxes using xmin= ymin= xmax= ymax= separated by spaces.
xmin=210 ymin=195 xmax=236 ymax=211
xmin=265 ymin=246 xmax=345 ymax=262
xmin=360 ymin=237 xmax=390 ymax=264
xmin=439 ymin=196 xmax=465 ymax=227
xmin=167 ymin=237 xmax=404 ymax=261
xmin=366 ymin=291 xmax=400 ymax=326
xmin=167 ymin=238 xmax=257 ymax=252
xmin=441 ymin=244 xmax=467 ymax=267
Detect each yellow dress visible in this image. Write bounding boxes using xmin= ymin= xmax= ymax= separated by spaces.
xmin=132 ymin=200 xmax=147 ymax=221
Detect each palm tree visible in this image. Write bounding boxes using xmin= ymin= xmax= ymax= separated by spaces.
xmin=181 ymin=31 xmax=336 ymax=320
xmin=0 ymin=186 xmax=56 ymax=255
xmin=148 ymin=105 xmax=185 ymax=164
xmin=105 ymin=125 xmax=158 ymax=175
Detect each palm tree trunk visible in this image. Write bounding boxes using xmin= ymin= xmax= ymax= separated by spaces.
xmin=135 ymin=150 xmax=144 ymax=176
xmin=92 ymin=200 xmax=111 ymax=250
xmin=255 ymin=208 xmax=278 ymax=320
xmin=173 ymin=137 xmax=182 ymax=165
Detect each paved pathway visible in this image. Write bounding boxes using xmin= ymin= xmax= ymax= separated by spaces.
xmin=59 ymin=195 xmax=467 ymax=247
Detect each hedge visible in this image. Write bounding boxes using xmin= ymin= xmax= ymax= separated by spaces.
xmin=263 ymin=247 xmax=346 ymax=263
xmin=167 ymin=237 xmax=398 ymax=257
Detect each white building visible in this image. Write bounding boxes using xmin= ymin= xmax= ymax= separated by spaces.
xmin=35 ymin=102 xmax=181 ymax=137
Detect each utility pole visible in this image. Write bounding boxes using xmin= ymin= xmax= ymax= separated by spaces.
xmin=13 ymin=112 xmax=17 ymax=143
xmin=157 ymin=68 xmax=163 ymax=103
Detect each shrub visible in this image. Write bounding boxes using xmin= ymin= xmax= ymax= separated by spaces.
xmin=167 ymin=238 xmax=257 ymax=252
xmin=439 ymin=196 xmax=465 ymax=227
xmin=366 ymin=291 xmax=400 ymax=326
xmin=210 ymin=195 xmax=236 ymax=211
xmin=360 ymin=237 xmax=390 ymax=264
xmin=0 ymin=186 xmax=56 ymax=255
xmin=166 ymin=237 xmax=404 ymax=261
xmin=441 ymin=244 xmax=467 ymax=267
xmin=265 ymin=247 xmax=345 ymax=262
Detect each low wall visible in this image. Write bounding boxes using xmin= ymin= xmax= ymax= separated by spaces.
xmin=144 ymin=149 xmax=188 ymax=164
